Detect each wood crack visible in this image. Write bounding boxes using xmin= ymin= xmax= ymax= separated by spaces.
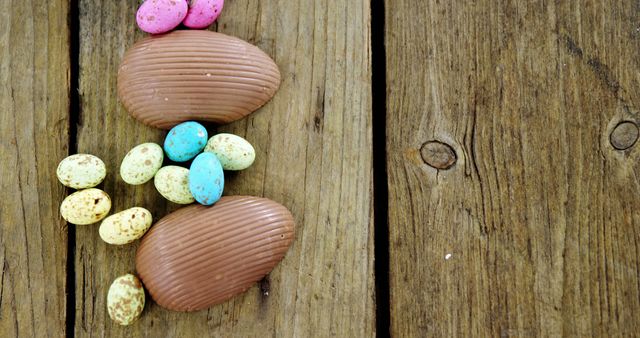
xmin=0 ymin=248 xmax=6 ymax=312
xmin=12 ymin=84 xmax=37 ymax=330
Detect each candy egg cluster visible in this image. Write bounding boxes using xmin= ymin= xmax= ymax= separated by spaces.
xmin=57 ymin=153 xmax=153 ymax=243
xmin=58 ymin=4 xmax=294 ymax=327
xmin=120 ymin=121 xmax=255 ymax=206
xmin=57 ymin=154 xmax=111 ymax=224
xmin=57 ymin=151 xmax=156 ymax=325
xmin=137 ymin=0 xmax=224 ymax=34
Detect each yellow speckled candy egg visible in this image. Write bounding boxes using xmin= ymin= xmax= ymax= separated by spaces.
xmin=60 ymin=188 xmax=111 ymax=225
xmin=56 ymin=154 xmax=106 ymax=189
xmin=107 ymin=274 xmax=145 ymax=326
xmin=120 ymin=143 xmax=164 ymax=185
xmin=203 ymin=133 xmax=255 ymax=170
xmin=99 ymin=207 xmax=152 ymax=245
xmin=154 ymin=166 xmax=195 ymax=204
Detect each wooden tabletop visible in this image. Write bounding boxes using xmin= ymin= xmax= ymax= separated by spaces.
xmin=2 ymin=0 xmax=639 ymax=337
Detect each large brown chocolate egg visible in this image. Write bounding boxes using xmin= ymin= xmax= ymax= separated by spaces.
xmin=135 ymin=196 xmax=294 ymax=311
xmin=117 ymin=31 xmax=281 ymax=129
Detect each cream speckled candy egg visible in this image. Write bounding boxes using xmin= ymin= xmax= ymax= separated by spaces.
xmin=107 ymin=274 xmax=145 ymax=326
xmin=99 ymin=207 xmax=152 ymax=245
xmin=56 ymin=154 xmax=106 ymax=189
xmin=203 ymin=133 xmax=255 ymax=170
xmin=60 ymin=188 xmax=111 ymax=225
xmin=154 ymin=166 xmax=195 ymax=204
xmin=120 ymin=143 xmax=164 ymax=185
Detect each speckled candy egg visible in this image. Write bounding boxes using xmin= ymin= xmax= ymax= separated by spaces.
xmin=120 ymin=143 xmax=164 ymax=185
xmin=154 ymin=166 xmax=195 ymax=204
xmin=107 ymin=274 xmax=145 ymax=326
xmin=99 ymin=207 xmax=153 ymax=245
xmin=164 ymin=121 xmax=208 ymax=162
xmin=56 ymin=154 xmax=106 ymax=189
xmin=60 ymin=188 xmax=111 ymax=225
xmin=183 ymin=0 xmax=224 ymax=29
xmin=136 ymin=0 xmax=188 ymax=34
xmin=189 ymin=152 xmax=224 ymax=205
xmin=204 ymin=133 xmax=255 ymax=170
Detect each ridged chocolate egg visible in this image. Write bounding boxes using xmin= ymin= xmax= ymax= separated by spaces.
xmin=135 ymin=196 xmax=294 ymax=311
xmin=117 ymin=30 xmax=281 ymax=129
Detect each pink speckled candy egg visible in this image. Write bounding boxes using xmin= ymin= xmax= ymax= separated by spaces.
xmin=137 ymin=0 xmax=188 ymax=34
xmin=182 ymin=0 xmax=224 ymax=29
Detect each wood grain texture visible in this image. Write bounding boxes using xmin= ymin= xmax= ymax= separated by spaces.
xmin=0 ymin=0 xmax=70 ymax=336
xmin=386 ymin=0 xmax=640 ymax=337
xmin=76 ymin=0 xmax=374 ymax=336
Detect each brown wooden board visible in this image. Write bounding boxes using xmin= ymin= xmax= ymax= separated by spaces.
xmin=75 ymin=0 xmax=374 ymax=336
xmin=386 ymin=0 xmax=640 ymax=336
xmin=0 ymin=0 xmax=70 ymax=336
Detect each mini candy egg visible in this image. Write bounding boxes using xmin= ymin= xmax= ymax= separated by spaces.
xmin=120 ymin=143 xmax=164 ymax=185
xmin=164 ymin=121 xmax=208 ymax=162
xmin=136 ymin=0 xmax=188 ymax=34
xmin=154 ymin=166 xmax=195 ymax=204
xmin=204 ymin=133 xmax=255 ymax=170
xmin=107 ymin=274 xmax=145 ymax=326
xmin=60 ymin=188 xmax=111 ymax=225
xmin=189 ymin=152 xmax=224 ymax=205
xmin=99 ymin=207 xmax=153 ymax=245
xmin=183 ymin=0 xmax=224 ymax=29
xmin=56 ymin=154 xmax=106 ymax=189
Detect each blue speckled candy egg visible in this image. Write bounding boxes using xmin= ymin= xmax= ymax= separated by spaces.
xmin=189 ymin=152 xmax=224 ymax=205
xmin=163 ymin=121 xmax=208 ymax=162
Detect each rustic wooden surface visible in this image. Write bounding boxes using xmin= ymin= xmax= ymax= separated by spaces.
xmin=386 ymin=0 xmax=640 ymax=337
xmin=74 ymin=0 xmax=374 ymax=337
xmin=0 ymin=0 xmax=70 ymax=336
xmin=6 ymin=0 xmax=640 ymax=337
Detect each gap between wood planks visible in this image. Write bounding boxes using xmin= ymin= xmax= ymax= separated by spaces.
xmin=371 ymin=0 xmax=390 ymax=337
xmin=66 ymin=0 xmax=80 ymax=337
xmin=64 ymin=1 xmax=391 ymax=336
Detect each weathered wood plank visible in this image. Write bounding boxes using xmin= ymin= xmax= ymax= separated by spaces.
xmin=386 ymin=0 xmax=640 ymax=336
xmin=0 ymin=0 xmax=70 ymax=336
xmin=76 ymin=0 xmax=374 ymax=336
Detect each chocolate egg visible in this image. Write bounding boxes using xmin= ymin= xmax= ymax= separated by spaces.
xmin=135 ymin=196 xmax=294 ymax=311
xmin=117 ymin=30 xmax=281 ymax=129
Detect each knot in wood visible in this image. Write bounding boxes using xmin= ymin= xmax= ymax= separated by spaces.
xmin=420 ymin=141 xmax=457 ymax=170
xmin=610 ymin=121 xmax=638 ymax=150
